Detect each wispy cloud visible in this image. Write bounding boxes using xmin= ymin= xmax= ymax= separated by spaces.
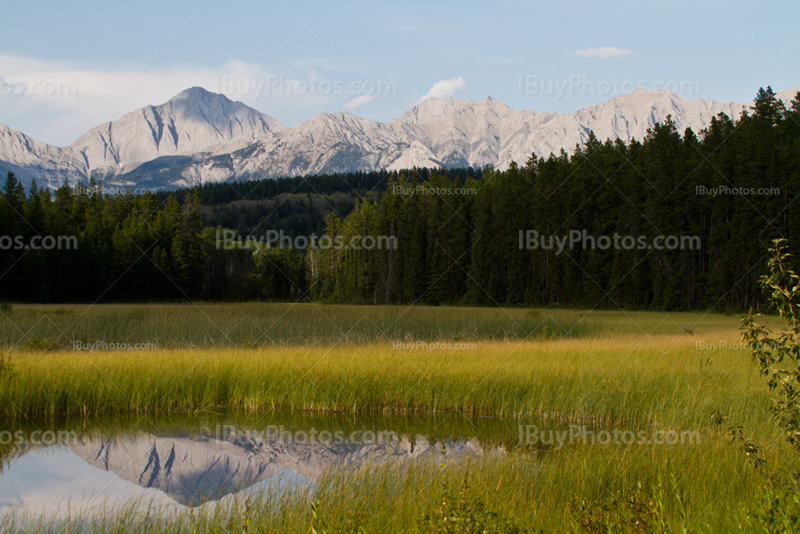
xmin=0 ymin=55 xmax=273 ymax=144
xmin=575 ymin=47 xmax=635 ymax=59
xmin=0 ymin=55 xmax=342 ymax=145
xmin=342 ymin=93 xmax=378 ymax=111
xmin=418 ymin=77 xmax=467 ymax=103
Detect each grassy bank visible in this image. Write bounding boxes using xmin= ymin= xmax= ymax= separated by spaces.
xmin=0 ymin=334 xmax=773 ymax=432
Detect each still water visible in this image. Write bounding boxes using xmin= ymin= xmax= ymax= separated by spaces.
xmin=0 ymin=412 xmax=522 ymax=521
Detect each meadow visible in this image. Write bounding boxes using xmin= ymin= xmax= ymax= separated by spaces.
xmin=0 ymin=303 xmax=602 ymax=350
xmin=0 ymin=303 xmax=790 ymax=532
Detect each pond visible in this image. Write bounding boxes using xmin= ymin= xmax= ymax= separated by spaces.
xmin=0 ymin=412 xmax=525 ymax=521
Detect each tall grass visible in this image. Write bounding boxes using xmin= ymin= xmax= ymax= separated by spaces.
xmin=0 ymin=306 xmax=789 ymax=531
xmin=0 ymin=336 xmax=773 ymax=432
xmin=0 ymin=303 xmax=601 ymax=350
xmin=0 ymin=442 xmax=774 ymax=532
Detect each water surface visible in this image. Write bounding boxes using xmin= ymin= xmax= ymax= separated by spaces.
xmin=0 ymin=412 xmax=522 ymax=520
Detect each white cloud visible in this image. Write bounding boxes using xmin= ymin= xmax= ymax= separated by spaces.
xmin=342 ymin=93 xmax=378 ymax=111
xmin=418 ymin=77 xmax=466 ymax=103
xmin=574 ymin=47 xmax=635 ymax=59
xmin=0 ymin=55 xmax=340 ymax=145
xmin=0 ymin=54 xmax=273 ymax=145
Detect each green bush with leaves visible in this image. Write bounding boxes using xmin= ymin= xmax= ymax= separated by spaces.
xmin=736 ymin=238 xmax=800 ymax=528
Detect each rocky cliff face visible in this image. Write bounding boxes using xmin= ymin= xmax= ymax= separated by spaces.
xmin=162 ymin=87 xmax=762 ymax=185
xmin=1 ymin=85 xmax=797 ymax=191
xmin=71 ymin=87 xmax=286 ymax=175
xmin=0 ymin=87 xmax=285 ymax=190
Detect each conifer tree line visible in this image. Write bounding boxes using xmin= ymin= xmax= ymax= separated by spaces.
xmin=0 ymin=169 xmax=479 ymax=303
xmin=0 ymin=177 xmax=306 ymax=302
xmin=310 ymin=88 xmax=800 ymax=310
xmin=0 ymin=87 xmax=797 ymax=309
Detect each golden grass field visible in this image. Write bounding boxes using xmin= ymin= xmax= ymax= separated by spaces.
xmin=0 ymin=304 xmax=790 ymax=532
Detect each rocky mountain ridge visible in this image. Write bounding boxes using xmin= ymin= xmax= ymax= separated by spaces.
xmin=1 ymin=84 xmax=797 ymax=191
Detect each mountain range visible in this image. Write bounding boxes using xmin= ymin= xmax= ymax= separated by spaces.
xmin=1 ymin=84 xmax=798 ymax=192
xmin=67 ymin=432 xmax=490 ymax=506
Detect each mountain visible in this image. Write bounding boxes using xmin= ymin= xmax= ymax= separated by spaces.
xmin=71 ymin=87 xmax=286 ymax=174
xmin=1 ymin=85 xmax=798 ymax=191
xmin=164 ymin=88 xmax=774 ymax=186
xmin=66 ymin=432 xmax=491 ymax=506
xmin=0 ymin=124 xmax=72 ymax=190
xmin=0 ymin=87 xmax=286 ymax=190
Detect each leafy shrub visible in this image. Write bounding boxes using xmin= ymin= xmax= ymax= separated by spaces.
xmin=723 ymin=238 xmax=800 ymax=529
xmin=739 ymin=483 xmax=800 ymax=533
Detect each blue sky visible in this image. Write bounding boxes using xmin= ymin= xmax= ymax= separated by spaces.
xmin=1 ymin=0 xmax=798 ymax=146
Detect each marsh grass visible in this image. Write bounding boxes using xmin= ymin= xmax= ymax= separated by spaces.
xmin=0 ymin=334 xmax=775 ymax=435
xmin=0 ymin=302 xmax=772 ymax=351
xmin=0 ymin=442 xmax=774 ymax=533
xmin=1 ymin=303 xmax=629 ymax=351
xmin=0 ymin=306 xmax=789 ymax=532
